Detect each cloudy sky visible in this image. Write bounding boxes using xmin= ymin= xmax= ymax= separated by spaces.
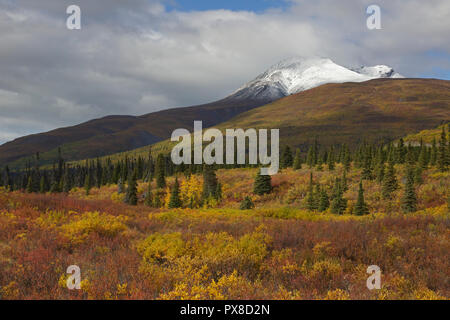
xmin=0 ymin=0 xmax=449 ymax=144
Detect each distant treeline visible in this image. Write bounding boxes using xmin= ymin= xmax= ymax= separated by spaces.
xmin=1 ymin=125 xmax=448 ymax=198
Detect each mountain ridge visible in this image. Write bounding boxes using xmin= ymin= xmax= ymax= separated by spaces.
xmin=225 ymin=57 xmax=403 ymax=102
xmin=0 ymin=57 xmax=414 ymax=169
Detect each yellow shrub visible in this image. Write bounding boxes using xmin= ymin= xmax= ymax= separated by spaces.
xmin=180 ymin=175 xmax=203 ymax=208
xmin=413 ymin=287 xmax=447 ymax=300
xmin=0 ymin=281 xmax=19 ymax=299
xmin=60 ymin=211 xmax=128 ymax=244
xmin=324 ymin=288 xmax=350 ymax=300
xmin=111 ymin=192 xmax=125 ymax=203
xmin=309 ymin=259 xmax=343 ymax=280
xmin=137 ymin=232 xmax=186 ymax=264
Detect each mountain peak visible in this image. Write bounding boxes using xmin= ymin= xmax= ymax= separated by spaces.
xmin=226 ymin=57 xmax=403 ymax=102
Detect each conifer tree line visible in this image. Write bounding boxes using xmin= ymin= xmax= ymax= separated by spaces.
xmin=0 ymin=125 xmax=448 ymax=213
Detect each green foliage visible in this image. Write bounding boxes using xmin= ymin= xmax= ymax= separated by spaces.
xmin=293 ymin=148 xmax=302 ymax=170
xmin=240 ymin=196 xmax=255 ymax=210
xmin=354 ymin=181 xmax=369 ymax=216
xmin=168 ymin=178 xmax=182 ymax=209
xmin=382 ymin=162 xmax=398 ymax=200
xmin=253 ymin=171 xmax=272 ymax=196
xmin=281 ymin=145 xmax=293 ymax=169
xmin=318 ymin=189 xmax=330 ymax=212
xmin=330 ymin=178 xmax=347 ymax=215
xmin=306 ymin=173 xmax=318 ymax=211
xmin=145 ymin=182 xmax=153 ymax=207
xmin=156 ymin=153 xmax=166 ymax=189
xmin=202 ymin=166 xmax=219 ymax=200
xmin=124 ymin=170 xmax=138 ymax=206
xmin=437 ymin=126 xmax=448 ymax=172
xmin=402 ymin=166 xmax=418 ymax=213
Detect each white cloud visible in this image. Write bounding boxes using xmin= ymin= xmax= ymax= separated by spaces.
xmin=0 ymin=0 xmax=448 ymax=144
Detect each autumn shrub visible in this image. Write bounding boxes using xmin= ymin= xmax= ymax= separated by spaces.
xmin=60 ymin=211 xmax=128 ymax=245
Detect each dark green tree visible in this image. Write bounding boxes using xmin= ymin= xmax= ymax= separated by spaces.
xmin=327 ymin=146 xmax=335 ymax=171
xmin=253 ymin=170 xmax=272 ymax=195
xmin=240 ymin=196 xmax=255 ymax=210
xmin=375 ymin=162 xmax=385 ymax=184
xmin=125 ymin=170 xmax=138 ymax=205
xmin=437 ymin=126 xmax=448 ymax=172
xmin=168 ymin=178 xmax=182 ymax=208
xmin=414 ymin=165 xmax=423 ymax=185
xmin=354 ymin=181 xmax=369 ymax=216
xmin=382 ymin=162 xmax=398 ymax=199
xmin=330 ymin=178 xmax=347 ymax=215
xmin=318 ymin=188 xmax=329 ymax=212
xmin=305 ymin=173 xmax=318 ymax=210
xmin=402 ymin=166 xmax=418 ymax=213
xmin=84 ymin=171 xmax=92 ymax=195
xmin=430 ymin=138 xmax=437 ymax=166
xmin=203 ymin=166 xmax=219 ymax=199
xmin=145 ymin=182 xmax=153 ymax=207
xmin=293 ymin=149 xmax=302 ymax=170
xmin=281 ymin=145 xmax=293 ymax=169
xmin=155 ymin=154 xmax=166 ymax=188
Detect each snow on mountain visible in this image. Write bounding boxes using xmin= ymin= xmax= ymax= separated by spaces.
xmin=226 ymin=57 xmax=403 ymax=102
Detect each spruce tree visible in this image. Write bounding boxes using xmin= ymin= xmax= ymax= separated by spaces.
xmin=402 ymin=166 xmax=418 ymax=213
xmin=62 ymin=169 xmax=71 ymax=193
xmin=84 ymin=171 xmax=92 ymax=195
xmin=375 ymin=162 xmax=385 ymax=184
xmin=430 ymin=138 xmax=437 ymax=166
xmin=240 ymin=196 xmax=255 ymax=210
xmin=330 ymin=178 xmax=347 ymax=215
xmin=281 ymin=145 xmax=293 ymax=169
xmin=253 ymin=171 xmax=272 ymax=195
xmin=26 ymin=176 xmax=33 ymax=193
xmin=203 ymin=166 xmax=219 ymax=199
xmin=418 ymin=142 xmax=428 ymax=169
xmin=354 ymin=181 xmax=369 ymax=215
xmin=117 ymin=177 xmax=125 ymax=194
xmin=341 ymin=170 xmax=348 ymax=192
xmin=396 ymin=138 xmax=406 ymax=164
xmin=437 ymin=126 xmax=448 ymax=172
xmin=306 ymin=146 xmax=315 ymax=168
xmin=125 ymin=171 xmax=138 ymax=205
xmin=318 ymin=188 xmax=329 ymax=212
xmin=155 ymin=153 xmax=166 ymax=188
xmin=293 ymin=149 xmax=302 ymax=170
xmin=361 ymin=156 xmax=373 ymax=180
xmin=50 ymin=180 xmax=60 ymax=193
xmin=168 ymin=178 xmax=182 ymax=208
xmin=342 ymin=147 xmax=351 ymax=172
xmin=316 ymin=157 xmax=323 ymax=171
xmin=39 ymin=175 xmax=48 ymax=193
xmin=327 ymin=147 xmax=335 ymax=171
xmin=414 ymin=165 xmax=423 ymax=185
xmin=382 ymin=162 xmax=398 ymax=199
xmin=145 ymin=182 xmax=153 ymax=207
xmin=306 ymin=173 xmax=317 ymax=210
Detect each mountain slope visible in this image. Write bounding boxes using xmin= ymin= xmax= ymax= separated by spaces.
xmin=225 ymin=57 xmax=402 ymax=102
xmin=78 ymin=78 xmax=450 ymax=164
xmin=0 ymin=98 xmax=267 ymax=169
xmin=218 ymin=78 xmax=449 ymax=149
xmin=0 ymin=56 xmax=404 ymax=168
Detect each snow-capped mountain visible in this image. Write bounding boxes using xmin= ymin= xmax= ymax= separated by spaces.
xmin=226 ymin=57 xmax=403 ymax=102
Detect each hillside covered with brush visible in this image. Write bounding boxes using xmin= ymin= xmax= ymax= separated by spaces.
xmin=217 ymin=78 xmax=450 ymax=149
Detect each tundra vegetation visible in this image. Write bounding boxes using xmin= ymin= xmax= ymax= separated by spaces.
xmin=0 ymin=125 xmax=449 ymax=300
